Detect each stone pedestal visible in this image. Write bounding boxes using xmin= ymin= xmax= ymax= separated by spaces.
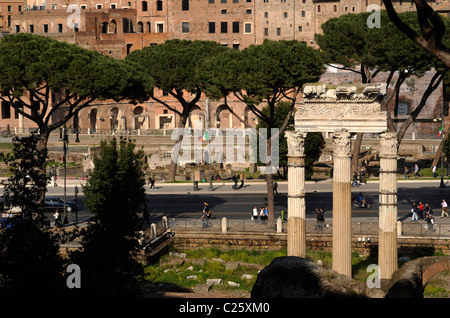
xmin=286 ymin=131 xmax=307 ymax=257
xmin=332 ymin=131 xmax=352 ymax=277
xmin=378 ymin=132 xmax=398 ymax=280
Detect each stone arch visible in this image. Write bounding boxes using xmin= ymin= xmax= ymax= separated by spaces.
xmin=386 ymin=256 xmax=450 ymax=298
xmin=215 ymin=104 xmax=230 ymax=128
xmin=123 ymin=18 xmax=134 ymax=33
xmin=137 ymin=21 xmax=143 ymax=33
xmin=133 ymin=105 xmax=148 ymax=129
xmin=88 ymin=108 xmax=97 ymax=132
xmin=146 ymin=21 xmax=151 ymax=33
xmin=109 ymin=107 xmax=120 ymax=130
xmin=110 ymin=19 xmax=117 ymax=33
xmin=189 ymin=105 xmax=204 ymax=130
xmin=242 ymin=105 xmax=257 ymax=128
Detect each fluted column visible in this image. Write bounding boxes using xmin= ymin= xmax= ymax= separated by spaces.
xmin=332 ymin=131 xmax=352 ymax=277
xmin=286 ymin=131 xmax=307 ymax=257
xmin=378 ymin=132 xmax=398 ymax=280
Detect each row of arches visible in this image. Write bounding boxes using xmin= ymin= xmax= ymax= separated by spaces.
xmin=100 ymin=18 xmax=154 ymax=34
xmin=84 ymin=105 xmax=257 ymax=132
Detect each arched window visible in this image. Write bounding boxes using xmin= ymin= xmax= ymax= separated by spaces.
xmin=110 ymin=19 xmax=117 ymax=33
xmin=142 ymin=1 xmax=148 ymax=11
xmin=123 ymin=18 xmax=134 ymax=33
xmin=146 ymin=21 xmax=151 ymax=33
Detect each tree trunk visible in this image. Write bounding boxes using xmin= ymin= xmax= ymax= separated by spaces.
xmin=36 ymin=131 xmax=50 ymax=216
xmin=432 ymin=127 xmax=450 ymax=167
xmin=167 ymin=113 xmax=188 ymax=182
xmin=266 ymin=172 xmax=275 ymax=221
xmin=264 ymin=135 xmax=276 ymax=221
xmin=351 ymin=133 xmax=363 ymax=175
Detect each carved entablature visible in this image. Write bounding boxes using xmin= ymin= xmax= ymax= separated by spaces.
xmin=295 ymin=83 xmax=388 ymax=133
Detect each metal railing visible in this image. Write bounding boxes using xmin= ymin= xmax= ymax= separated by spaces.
xmin=167 ymin=218 xmax=450 ymax=238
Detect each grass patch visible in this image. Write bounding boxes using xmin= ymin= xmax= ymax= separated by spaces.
xmin=424 ymin=270 xmax=450 ymax=298
xmin=143 ymin=248 xmax=337 ymax=293
xmin=143 ymin=248 xmax=450 ymax=295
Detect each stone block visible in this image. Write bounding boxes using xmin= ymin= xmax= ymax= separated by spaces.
xmin=225 ymin=262 xmax=240 ymax=270
xmin=207 ymin=279 xmax=223 ymax=286
xmin=194 ymin=284 xmax=212 ymax=293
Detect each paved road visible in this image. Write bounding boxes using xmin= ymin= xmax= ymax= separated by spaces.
xmin=3 ymin=178 xmax=450 ymax=225
xmin=142 ymin=179 xmax=450 ymax=221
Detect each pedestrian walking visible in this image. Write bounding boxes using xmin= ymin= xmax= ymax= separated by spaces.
xmin=418 ymin=201 xmax=424 ymax=220
xmin=351 ymin=171 xmax=360 ymax=187
xmin=404 ymin=165 xmax=409 ymax=178
xmin=427 ymin=214 xmax=436 ymax=232
xmin=425 ymin=203 xmax=433 ymax=220
xmin=441 ymin=199 xmax=449 ymax=218
xmin=149 ymin=176 xmax=156 ymax=190
xmin=51 ymin=167 xmax=57 ymax=187
xmin=259 ymin=207 xmax=264 ymax=220
xmin=53 ymin=209 xmax=61 ymax=227
xmin=411 ymin=202 xmax=419 ymax=222
xmin=359 ymin=168 xmax=366 ymax=184
xmin=232 ymin=172 xmax=239 ymax=190
xmin=201 ymin=202 xmax=211 ymax=227
xmin=433 ymin=165 xmax=437 ymax=178
xmin=239 ymin=172 xmax=245 ymax=189
xmin=273 ymin=180 xmax=279 ymax=195
xmin=315 ymin=208 xmax=325 ymax=230
xmin=414 ymin=164 xmax=419 ymax=178
xmin=252 ymin=206 xmax=259 ymax=220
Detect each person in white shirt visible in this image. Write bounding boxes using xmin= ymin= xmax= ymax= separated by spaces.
xmin=252 ymin=206 xmax=259 ymax=220
xmin=441 ymin=199 xmax=449 ymax=218
xmin=433 ymin=165 xmax=437 ymax=178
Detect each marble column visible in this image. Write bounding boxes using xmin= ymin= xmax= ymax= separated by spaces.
xmin=286 ymin=131 xmax=307 ymax=257
xmin=378 ymin=132 xmax=398 ymax=280
xmin=332 ymin=131 xmax=352 ymax=277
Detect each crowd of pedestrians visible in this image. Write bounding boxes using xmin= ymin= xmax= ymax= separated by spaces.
xmin=251 ymin=206 xmax=269 ymax=222
xmin=351 ymin=168 xmax=366 ymax=187
xmin=410 ymin=199 xmax=450 ymax=232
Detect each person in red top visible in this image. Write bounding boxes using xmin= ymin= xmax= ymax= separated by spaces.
xmin=418 ymin=202 xmax=424 ymax=220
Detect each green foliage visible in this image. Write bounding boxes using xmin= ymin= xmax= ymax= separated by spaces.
xmin=304 ymin=132 xmax=325 ymax=180
xmin=0 ymin=134 xmax=65 ymax=297
xmin=315 ymin=13 xmax=370 ymax=69
xmin=201 ymin=40 xmax=325 ymax=107
xmin=0 ymin=220 xmax=66 ymax=297
xmin=316 ymin=11 xmax=439 ymax=76
xmin=69 ymin=137 xmax=146 ymax=296
xmin=256 ymin=101 xmax=293 ymax=170
xmin=126 ymin=39 xmax=226 ymax=96
xmin=0 ymin=33 xmax=138 ymax=101
xmin=0 ymin=133 xmax=49 ymax=220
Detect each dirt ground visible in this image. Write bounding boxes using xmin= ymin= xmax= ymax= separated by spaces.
xmin=144 ymin=290 xmax=250 ymax=298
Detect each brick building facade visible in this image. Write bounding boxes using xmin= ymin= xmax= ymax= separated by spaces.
xmin=0 ymin=0 xmax=448 ymax=136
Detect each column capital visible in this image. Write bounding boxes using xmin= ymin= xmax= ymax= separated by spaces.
xmin=379 ymin=131 xmax=398 ymax=158
xmin=332 ymin=130 xmax=352 ymax=157
xmin=286 ymin=131 xmax=308 ymax=157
